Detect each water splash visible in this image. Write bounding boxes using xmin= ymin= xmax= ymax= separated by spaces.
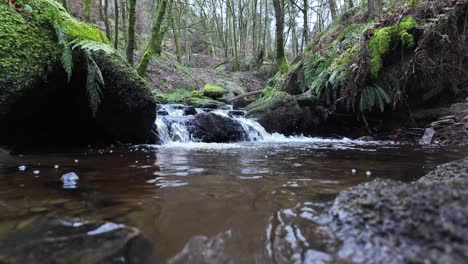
xmin=155 ymin=104 xmax=381 ymax=146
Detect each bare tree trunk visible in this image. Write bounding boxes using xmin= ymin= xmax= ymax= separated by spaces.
xmin=114 ymin=0 xmax=119 ymax=49
xmin=169 ymin=0 xmax=182 ymax=63
xmin=121 ymin=0 xmax=127 ymax=46
xmin=126 ymin=0 xmax=137 ymax=65
xmin=272 ymin=0 xmax=289 ymax=72
xmin=302 ymin=0 xmax=309 ymax=51
xmin=329 ymin=0 xmax=337 ymax=21
xmin=99 ymin=0 xmax=112 ymax=41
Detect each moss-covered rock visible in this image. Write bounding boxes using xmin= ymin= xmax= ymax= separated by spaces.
xmin=0 ymin=0 xmax=156 ymax=145
xmin=154 ymin=89 xmax=227 ymax=108
xmin=328 ymin=157 xmax=468 ymax=263
xmin=246 ymin=89 xmax=303 ymax=134
xmin=202 ymin=83 xmax=225 ymax=99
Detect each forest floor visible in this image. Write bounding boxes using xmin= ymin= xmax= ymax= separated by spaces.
xmin=132 ymin=49 xmax=271 ymax=98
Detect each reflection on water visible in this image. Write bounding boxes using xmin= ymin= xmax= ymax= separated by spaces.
xmin=0 ymin=141 xmax=467 ymax=263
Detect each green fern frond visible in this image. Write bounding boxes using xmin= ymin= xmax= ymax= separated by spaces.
xmin=85 ymin=55 xmax=104 ymax=117
xmin=72 ymin=40 xmax=115 ymax=54
xmin=55 ymin=26 xmax=73 ymax=82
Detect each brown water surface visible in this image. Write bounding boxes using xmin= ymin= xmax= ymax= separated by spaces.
xmin=0 ymin=141 xmax=467 ymax=263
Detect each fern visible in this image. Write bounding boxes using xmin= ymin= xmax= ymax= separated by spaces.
xmin=55 ymin=25 xmax=73 ymax=82
xmin=72 ymin=39 xmax=115 ymax=54
xmin=85 ymin=54 xmax=104 ymax=117
xmin=357 ymin=85 xmax=391 ymax=112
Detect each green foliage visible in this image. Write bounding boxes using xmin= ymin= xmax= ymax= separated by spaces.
xmin=356 ymin=85 xmax=391 ymax=112
xmin=302 ymin=29 xmax=363 ymax=103
xmin=154 ymin=88 xmax=225 ymax=107
xmin=369 ymin=16 xmax=417 ymax=78
xmin=0 ymin=1 xmax=60 ymax=93
xmin=85 ymin=56 xmax=104 ymax=117
xmin=202 ymin=84 xmax=225 ymax=99
xmin=0 ymin=0 xmax=113 ymax=118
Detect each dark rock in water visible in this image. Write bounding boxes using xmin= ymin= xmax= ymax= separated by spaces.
xmin=356 ymin=136 xmax=374 ymax=141
xmin=0 ymin=218 xmax=152 ymax=264
xmin=188 ymin=113 xmax=245 ymax=143
xmin=157 ymin=110 xmax=169 ymax=116
xmin=201 ymin=103 xmax=219 ymax=109
xmin=201 ymin=108 xmax=214 ymax=113
xmin=419 ymin=127 xmax=436 ymax=144
xmin=228 ymin=110 xmax=245 ymax=117
xmin=184 ymin=107 xmax=197 ymax=116
xmin=328 ymin=157 xmax=468 ymax=264
xmin=170 ymin=104 xmax=186 ymax=110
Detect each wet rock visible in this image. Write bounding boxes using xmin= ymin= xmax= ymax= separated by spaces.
xmin=233 ymin=97 xmax=253 ymax=110
xmin=328 ymin=157 xmax=468 ymax=264
xmin=430 ymin=118 xmax=455 ymax=127
xmin=188 ymin=113 xmax=245 ymax=143
xmin=157 ymin=110 xmax=169 ymax=116
xmin=183 ymin=107 xmax=197 ymax=116
xmin=0 ymin=218 xmax=152 ymax=264
xmin=356 ymin=136 xmax=374 ymax=141
xmin=419 ymin=127 xmax=435 ymax=144
xmin=201 ymin=103 xmax=219 ymax=109
xmin=228 ymin=110 xmax=245 ymax=117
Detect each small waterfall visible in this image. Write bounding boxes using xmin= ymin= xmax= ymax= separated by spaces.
xmin=155 ymin=104 xmax=271 ymax=144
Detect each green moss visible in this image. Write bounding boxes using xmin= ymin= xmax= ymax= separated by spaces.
xmin=246 ymin=88 xmax=290 ymax=114
xmin=0 ymin=1 xmax=60 ymax=103
xmin=154 ymin=88 xmax=226 ymax=108
xmin=202 ymin=84 xmax=225 ymax=99
xmin=369 ymin=16 xmax=417 ymax=78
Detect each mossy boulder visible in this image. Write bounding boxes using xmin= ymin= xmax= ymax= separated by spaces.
xmin=245 ymin=89 xmax=304 ymax=134
xmin=0 ymin=0 xmax=156 ymax=146
xmin=328 ymin=157 xmax=468 ymax=263
xmin=202 ymin=84 xmax=225 ymax=99
xmin=154 ymin=89 xmax=226 ymax=109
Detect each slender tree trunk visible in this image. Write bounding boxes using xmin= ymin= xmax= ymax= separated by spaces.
xmin=60 ymin=0 xmax=69 ymax=11
xmin=347 ymin=0 xmax=354 ymax=9
xmin=272 ymin=0 xmax=288 ymax=72
xmin=126 ymin=0 xmax=137 ymax=65
xmin=84 ymin=0 xmax=92 ymax=22
xmin=99 ymin=0 xmax=112 ymax=41
xmin=114 ymin=0 xmax=119 ymax=49
xmin=302 ymin=0 xmax=308 ymax=51
xmin=169 ymin=0 xmax=182 ymax=63
xmin=329 ymin=0 xmax=337 ymax=21
xmin=121 ymin=0 xmax=127 ymax=45
xmin=137 ymin=0 xmax=168 ymax=77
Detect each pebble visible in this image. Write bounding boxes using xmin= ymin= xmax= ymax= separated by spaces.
xmin=54 ymin=165 xmax=59 ymax=169
xmin=74 ymin=160 xmax=79 ymax=163
xmin=351 ymin=169 xmax=357 ymax=174
xmin=366 ymin=171 xmax=372 ymax=176
xmin=18 ymin=165 xmax=26 ymax=171
xmin=33 ymin=170 xmax=40 ymax=175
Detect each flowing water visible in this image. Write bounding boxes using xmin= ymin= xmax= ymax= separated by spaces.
xmin=1 ymin=105 xmax=468 ymax=263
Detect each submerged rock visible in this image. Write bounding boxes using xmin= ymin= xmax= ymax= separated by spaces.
xmin=0 ymin=218 xmax=152 ymax=264
xmin=188 ymin=113 xmax=245 ymax=143
xmin=328 ymin=157 xmax=468 ymax=263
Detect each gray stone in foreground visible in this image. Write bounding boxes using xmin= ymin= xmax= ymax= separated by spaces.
xmin=329 ymin=157 xmax=468 ymax=264
xmin=0 ymin=218 xmax=152 ymax=264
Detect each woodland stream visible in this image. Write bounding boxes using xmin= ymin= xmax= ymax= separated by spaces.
xmin=1 ymin=106 xmax=468 ymax=263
